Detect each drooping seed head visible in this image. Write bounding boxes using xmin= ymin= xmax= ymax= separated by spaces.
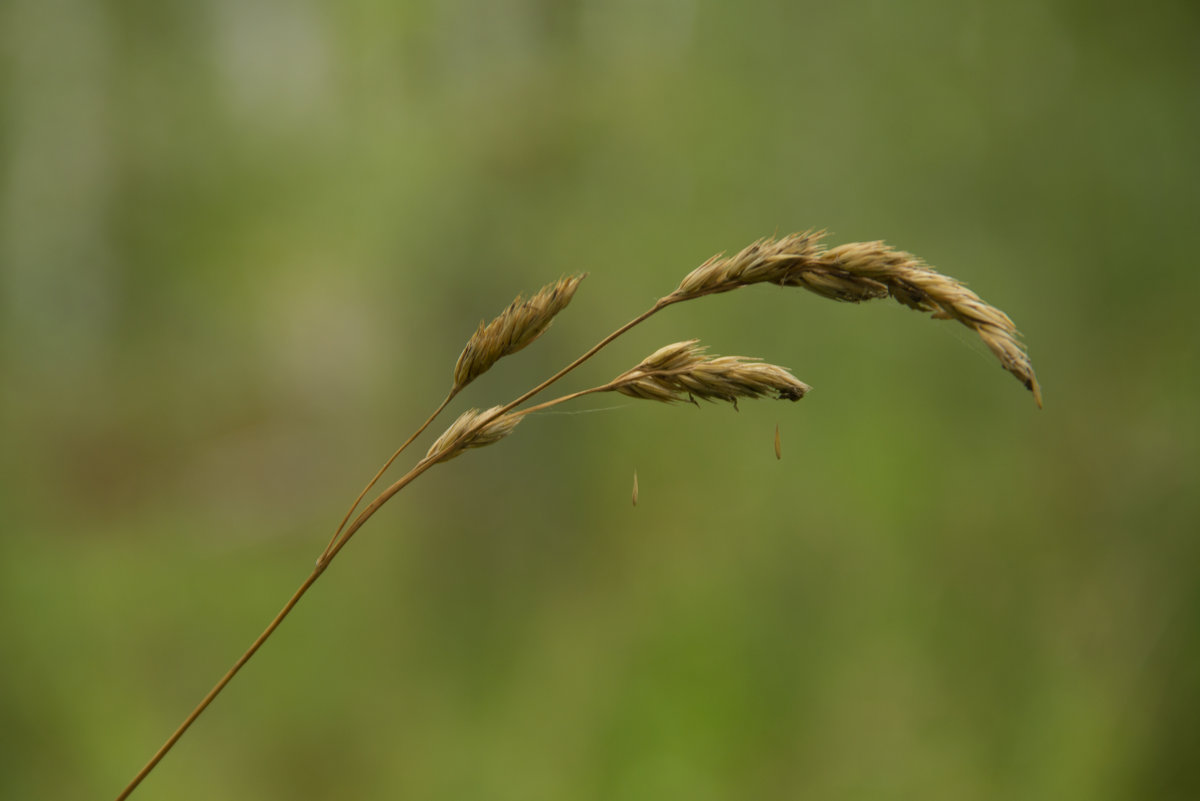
xmin=809 ymin=241 xmax=1041 ymax=406
xmin=453 ymin=274 xmax=586 ymax=392
xmin=610 ymin=340 xmax=811 ymax=407
xmin=668 ymin=233 xmax=1041 ymax=406
xmin=425 ymin=406 xmax=522 ymax=463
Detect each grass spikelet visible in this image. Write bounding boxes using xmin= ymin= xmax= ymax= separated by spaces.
xmin=453 ymin=274 xmax=586 ymax=392
xmin=425 ymin=406 xmax=521 ymax=463
xmin=668 ymin=234 xmax=1040 ymax=406
xmin=610 ymin=340 xmax=811 ymax=406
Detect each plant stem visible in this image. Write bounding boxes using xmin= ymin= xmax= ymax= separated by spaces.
xmin=318 ymin=390 xmax=456 ymax=561
xmin=494 ymin=297 xmax=675 ymax=417
xmin=113 ymin=567 xmax=323 ymax=801
xmin=115 ymin=296 xmax=679 ymax=800
xmin=512 ymin=384 xmax=616 ymax=417
xmin=113 ymin=453 xmax=440 ymax=801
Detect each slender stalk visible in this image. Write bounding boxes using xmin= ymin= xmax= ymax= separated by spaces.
xmin=511 ymin=384 xmax=616 ymax=417
xmin=318 ymin=390 xmax=456 ymax=561
xmin=319 ymin=454 xmax=437 ymax=565
xmin=114 ymin=567 xmax=323 ymax=801
xmin=494 ymin=297 xmax=676 ymax=417
xmin=114 ymin=303 xmax=675 ymax=800
xmin=114 ymin=454 xmax=442 ymax=801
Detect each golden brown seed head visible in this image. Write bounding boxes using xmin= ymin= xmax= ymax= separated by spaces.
xmin=425 ymin=406 xmax=522 ymax=463
xmin=453 ymin=274 xmax=586 ymax=392
xmin=669 ymin=233 xmax=1040 ymax=406
xmin=809 ymin=240 xmax=1040 ymax=405
xmin=610 ymin=340 xmax=811 ymax=406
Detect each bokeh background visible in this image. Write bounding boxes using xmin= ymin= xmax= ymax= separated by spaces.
xmin=2 ymin=1 xmax=1198 ymax=799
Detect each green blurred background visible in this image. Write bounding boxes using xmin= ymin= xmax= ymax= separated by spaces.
xmin=2 ymin=1 xmax=1198 ymax=798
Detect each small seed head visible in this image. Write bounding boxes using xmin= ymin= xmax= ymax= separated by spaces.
xmin=610 ymin=340 xmax=811 ymax=406
xmin=453 ymin=274 xmax=585 ymax=392
xmin=426 ymin=406 xmax=521 ymax=463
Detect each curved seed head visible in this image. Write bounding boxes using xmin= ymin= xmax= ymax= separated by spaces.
xmin=667 ymin=233 xmax=1040 ymax=406
xmin=808 ymin=241 xmax=1040 ymax=405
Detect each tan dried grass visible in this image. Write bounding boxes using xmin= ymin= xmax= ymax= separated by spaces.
xmin=116 ymin=231 xmax=1039 ymax=800
xmin=609 ymin=340 xmax=810 ymax=406
xmin=453 ymin=274 xmax=586 ymax=392
xmin=424 ymin=406 xmax=522 ymax=463
xmin=670 ymin=233 xmax=1041 ymax=406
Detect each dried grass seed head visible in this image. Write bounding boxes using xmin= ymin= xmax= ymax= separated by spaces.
xmin=453 ymin=274 xmax=586 ymax=392
xmin=670 ymin=233 xmax=1040 ymax=406
xmin=425 ymin=406 xmax=521 ymax=463
xmin=611 ymin=340 xmax=811 ymax=406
